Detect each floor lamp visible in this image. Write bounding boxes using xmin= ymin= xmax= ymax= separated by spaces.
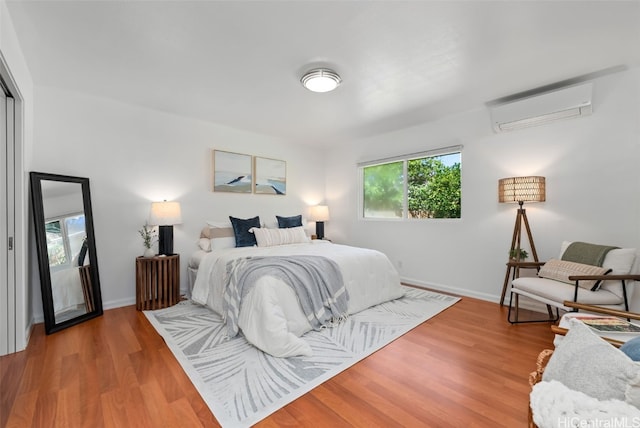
xmin=498 ymin=176 xmax=546 ymax=306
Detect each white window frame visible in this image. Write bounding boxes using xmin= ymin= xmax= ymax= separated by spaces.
xmin=358 ymin=145 xmax=462 ymax=221
xmin=46 ymin=212 xmax=85 ymax=273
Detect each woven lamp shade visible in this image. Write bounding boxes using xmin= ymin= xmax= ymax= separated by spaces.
xmin=498 ymin=176 xmax=546 ymax=204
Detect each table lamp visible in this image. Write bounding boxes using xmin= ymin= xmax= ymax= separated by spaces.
xmin=309 ymin=205 xmax=330 ymax=240
xmin=149 ymin=200 xmax=182 ymax=255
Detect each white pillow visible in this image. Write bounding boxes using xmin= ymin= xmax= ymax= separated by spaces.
xmin=250 ymin=226 xmax=309 ymax=247
xmin=196 ymin=236 xmax=236 ymax=251
xmin=203 ymin=222 xmax=236 ymax=249
xmin=206 ymin=220 xmax=232 ymax=228
xmin=211 ymin=236 xmax=235 ymax=250
xmin=542 ymin=318 xmax=640 ymax=406
xmin=538 ymin=258 xmax=611 ymax=290
xmin=197 ymin=237 xmax=211 ymax=252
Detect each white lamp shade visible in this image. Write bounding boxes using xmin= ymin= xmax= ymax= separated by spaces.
xmin=149 ymin=201 xmax=182 ymax=225
xmin=309 ymin=205 xmax=330 ymax=222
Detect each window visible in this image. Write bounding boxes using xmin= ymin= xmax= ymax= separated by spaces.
xmin=45 ymin=213 xmax=86 ymax=270
xmin=361 ymin=148 xmax=461 ymax=219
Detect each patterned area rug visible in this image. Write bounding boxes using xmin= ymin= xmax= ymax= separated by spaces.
xmin=144 ymin=286 xmax=460 ymax=427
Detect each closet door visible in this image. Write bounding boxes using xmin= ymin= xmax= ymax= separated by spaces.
xmin=0 ymin=85 xmax=16 ymax=356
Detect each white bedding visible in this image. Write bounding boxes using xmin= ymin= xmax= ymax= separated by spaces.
xmin=51 ymin=266 xmax=85 ymax=314
xmin=188 ymin=249 xmax=208 ymax=270
xmin=191 ymin=240 xmax=405 ymax=357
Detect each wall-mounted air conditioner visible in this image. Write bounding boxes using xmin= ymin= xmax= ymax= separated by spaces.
xmin=489 ymin=82 xmax=593 ymax=133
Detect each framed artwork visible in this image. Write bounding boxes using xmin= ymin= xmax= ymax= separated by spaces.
xmin=212 ymin=150 xmax=252 ymax=193
xmin=254 ymin=157 xmax=286 ymax=195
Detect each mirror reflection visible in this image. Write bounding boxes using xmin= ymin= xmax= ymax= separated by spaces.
xmin=41 ymin=181 xmax=92 ymax=323
xmin=31 ymin=172 xmax=103 ymax=334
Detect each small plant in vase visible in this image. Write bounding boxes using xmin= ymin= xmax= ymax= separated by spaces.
xmin=139 ymin=223 xmax=157 ymax=257
xmin=509 ymin=248 xmax=529 ymax=261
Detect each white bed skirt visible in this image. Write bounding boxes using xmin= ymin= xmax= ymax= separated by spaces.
xmin=187 ymin=266 xmax=198 ymax=297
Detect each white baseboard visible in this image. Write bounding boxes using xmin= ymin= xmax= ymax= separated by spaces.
xmin=401 ymin=276 xmax=499 ymax=302
xmin=400 ymin=276 xmax=550 ymax=315
xmin=21 ymin=322 xmax=33 ymax=352
xmin=29 ymin=281 xmax=553 ymax=329
xmin=31 ymin=296 xmax=137 ymax=325
xmin=103 ymin=297 xmax=136 ymax=310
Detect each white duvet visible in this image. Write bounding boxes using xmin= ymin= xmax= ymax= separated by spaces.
xmin=191 ymin=240 xmax=405 ymax=357
xmin=51 ymin=266 xmax=85 ymax=314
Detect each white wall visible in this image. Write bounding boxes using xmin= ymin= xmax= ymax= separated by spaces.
xmin=326 ymin=67 xmax=640 ymax=310
xmin=1 ymin=1 xmax=34 ymax=351
xmin=30 ymin=86 xmax=326 ymax=318
xmin=24 ymin=62 xmax=640 ymax=322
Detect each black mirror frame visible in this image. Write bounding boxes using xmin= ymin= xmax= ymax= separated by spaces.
xmin=30 ymin=172 xmax=103 ymax=334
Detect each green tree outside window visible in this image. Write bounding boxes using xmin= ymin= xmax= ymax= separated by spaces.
xmin=362 ymin=152 xmax=461 ymax=219
xmin=408 ymin=157 xmax=461 ymax=218
xmin=363 ymin=161 xmax=404 ymax=218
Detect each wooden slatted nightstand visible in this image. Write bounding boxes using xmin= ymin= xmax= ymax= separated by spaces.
xmin=135 ymin=254 xmax=180 ymax=311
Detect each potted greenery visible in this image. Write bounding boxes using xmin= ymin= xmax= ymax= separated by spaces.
xmin=139 ymin=223 xmax=157 ymax=257
xmin=509 ymin=248 xmax=529 ymax=261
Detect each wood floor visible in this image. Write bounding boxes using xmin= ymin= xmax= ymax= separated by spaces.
xmin=1 ymin=294 xmax=554 ymax=427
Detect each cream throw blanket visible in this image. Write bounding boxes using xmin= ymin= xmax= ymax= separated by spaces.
xmin=531 ymin=380 xmax=640 ymax=427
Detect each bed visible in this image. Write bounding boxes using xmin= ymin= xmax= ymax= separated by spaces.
xmin=51 ymin=245 xmax=92 ymax=316
xmin=190 ymin=221 xmax=405 ymax=357
xmin=51 ymin=266 xmax=86 ymax=314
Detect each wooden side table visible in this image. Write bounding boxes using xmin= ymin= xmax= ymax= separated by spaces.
xmin=136 ymin=254 xmax=180 ymax=311
xmin=500 ymin=260 xmax=544 ymax=306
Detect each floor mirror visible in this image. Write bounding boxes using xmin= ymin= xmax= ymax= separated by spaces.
xmin=30 ymin=172 xmax=103 ymax=334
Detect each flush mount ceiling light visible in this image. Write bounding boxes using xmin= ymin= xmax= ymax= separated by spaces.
xmin=300 ymin=68 xmax=341 ymax=93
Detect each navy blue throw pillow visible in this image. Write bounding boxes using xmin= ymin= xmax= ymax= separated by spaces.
xmin=621 ymin=336 xmax=640 ymax=361
xmin=229 ymin=216 xmax=260 ymax=247
xmin=276 ymin=215 xmax=303 ymax=229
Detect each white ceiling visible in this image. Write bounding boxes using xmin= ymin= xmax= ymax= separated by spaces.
xmin=6 ymin=1 xmax=640 ymax=146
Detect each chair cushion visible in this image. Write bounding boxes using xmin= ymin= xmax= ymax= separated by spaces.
xmin=512 ymin=276 xmax=623 ymax=306
xmin=538 ymin=258 xmax=611 ymax=291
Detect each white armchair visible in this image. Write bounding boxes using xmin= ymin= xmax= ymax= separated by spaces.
xmin=508 ymin=241 xmax=640 ymax=324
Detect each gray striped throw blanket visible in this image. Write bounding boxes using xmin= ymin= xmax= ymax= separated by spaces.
xmin=222 ymin=255 xmax=348 ymax=338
